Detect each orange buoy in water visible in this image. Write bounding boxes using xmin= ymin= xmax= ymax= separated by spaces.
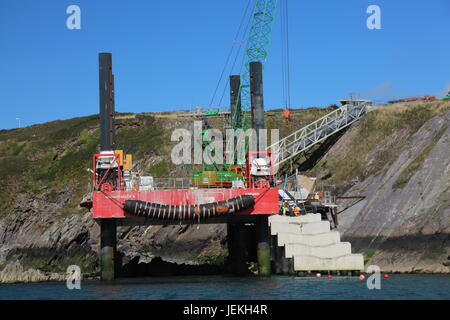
xmin=327 ymin=275 xmax=333 ymax=279
xmin=384 ymin=274 xmax=389 ymax=279
xmin=359 ymin=275 xmax=365 ymax=280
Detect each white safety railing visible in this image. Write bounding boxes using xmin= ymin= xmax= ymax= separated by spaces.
xmin=267 ymin=102 xmax=368 ymax=167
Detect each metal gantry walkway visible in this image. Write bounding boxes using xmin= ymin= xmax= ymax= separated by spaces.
xmin=267 ymin=101 xmax=369 ymax=167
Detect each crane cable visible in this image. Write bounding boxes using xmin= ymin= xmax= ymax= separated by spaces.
xmin=286 ymin=0 xmax=292 ymax=111
xmin=217 ymin=7 xmax=254 ymax=108
xmin=281 ymin=0 xmax=291 ymax=113
xmin=281 ymin=0 xmax=286 ymax=111
xmin=208 ymin=0 xmax=253 ymax=109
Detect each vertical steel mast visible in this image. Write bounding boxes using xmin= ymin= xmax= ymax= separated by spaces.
xmin=232 ymin=0 xmax=278 ymax=131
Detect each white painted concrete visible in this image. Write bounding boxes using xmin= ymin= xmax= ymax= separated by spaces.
xmin=270 ymin=213 xmax=364 ymax=272
xmin=293 ymin=254 xmax=364 ymax=271
xmin=285 ymin=242 xmax=351 ymax=258
xmin=270 ymin=221 xmax=331 ymax=236
xmin=269 ymin=214 xmax=321 ymax=225
xmin=276 ymin=231 xmax=341 ymax=246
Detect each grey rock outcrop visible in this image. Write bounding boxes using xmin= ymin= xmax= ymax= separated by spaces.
xmin=337 ymin=110 xmax=450 ymax=273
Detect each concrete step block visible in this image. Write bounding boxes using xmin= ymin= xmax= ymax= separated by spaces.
xmin=270 ymin=221 xmax=331 ymax=236
xmin=269 ymin=214 xmax=322 ymax=225
xmin=293 ymin=254 xmax=364 ymax=271
xmin=276 ymin=231 xmax=341 ymax=247
xmin=291 ymin=221 xmax=331 ymax=234
xmin=285 ymin=242 xmax=351 ymax=258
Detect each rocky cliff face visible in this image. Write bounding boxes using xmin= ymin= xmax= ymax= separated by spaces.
xmin=0 ymin=112 xmax=234 ymax=283
xmin=0 ymin=103 xmax=448 ymax=283
xmin=314 ymin=102 xmax=450 ymax=273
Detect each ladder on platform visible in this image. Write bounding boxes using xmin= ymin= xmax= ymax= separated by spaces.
xmin=267 ymin=101 xmax=369 ymax=167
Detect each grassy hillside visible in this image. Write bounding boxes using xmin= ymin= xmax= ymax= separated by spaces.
xmin=0 ymin=115 xmax=99 ymax=214
xmin=265 ymin=106 xmax=337 ymax=137
xmin=0 ymin=107 xmax=335 ymax=217
xmin=1 ymin=102 xmax=449 ymax=279
xmin=0 ymin=114 xmax=175 ymax=216
xmin=3 ymin=102 xmax=445 ymax=216
xmin=311 ymin=101 xmax=450 ymax=192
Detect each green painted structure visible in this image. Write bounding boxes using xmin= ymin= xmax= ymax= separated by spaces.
xmin=204 ymin=108 xmax=220 ymax=116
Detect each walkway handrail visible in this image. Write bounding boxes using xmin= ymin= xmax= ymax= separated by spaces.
xmin=267 ymin=102 xmax=368 ymax=166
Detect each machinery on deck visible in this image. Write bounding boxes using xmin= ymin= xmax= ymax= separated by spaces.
xmin=191 ymin=0 xmax=279 ymax=189
xmin=443 ymin=91 xmax=450 ymax=100
xmin=203 ymin=108 xmax=220 ymax=116
xmin=93 ymin=150 xmax=132 ymax=192
xmin=92 ymin=11 xmax=281 ymax=220
xmin=247 ymin=151 xmax=275 ymax=189
xmin=92 ymin=145 xmax=279 ymax=220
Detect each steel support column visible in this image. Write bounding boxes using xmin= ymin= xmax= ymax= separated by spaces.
xmin=250 ymin=61 xmax=265 ymax=152
xmin=100 ymin=219 xmax=117 ymax=281
xmin=227 ymin=222 xmax=248 ymax=276
xmin=256 ymin=215 xmax=271 ymax=276
xmin=98 ymin=52 xmax=115 ymax=151
xmin=98 ymin=53 xmax=117 ymax=281
xmin=230 ymin=75 xmax=241 ymax=128
xmin=230 ymin=75 xmax=242 ymax=165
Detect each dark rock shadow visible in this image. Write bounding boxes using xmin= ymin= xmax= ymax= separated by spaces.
xmin=117 ymin=256 xmax=227 ymax=277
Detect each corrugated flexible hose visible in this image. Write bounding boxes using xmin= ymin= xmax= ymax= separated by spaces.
xmin=123 ymin=194 xmax=255 ymax=221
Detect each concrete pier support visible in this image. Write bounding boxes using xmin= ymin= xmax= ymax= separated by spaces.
xmin=256 ymin=216 xmax=271 ymax=276
xmin=227 ymin=223 xmax=248 ymax=276
xmin=272 ymin=235 xmax=294 ymax=275
xmin=100 ymin=219 xmax=117 ymax=281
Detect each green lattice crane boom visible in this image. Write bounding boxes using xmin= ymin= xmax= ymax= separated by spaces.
xmin=232 ymin=0 xmax=279 ymax=131
xmin=191 ymin=0 xmax=279 ymax=187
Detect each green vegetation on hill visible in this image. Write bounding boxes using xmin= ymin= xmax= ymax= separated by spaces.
xmin=265 ymin=106 xmax=337 ymax=138
xmin=0 ymin=104 xmax=389 ymax=215
xmin=312 ymin=101 xmax=450 ymax=192
xmin=115 ymin=115 xmax=167 ymax=157
xmin=0 ymin=113 xmax=173 ymax=215
xmin=0 ymin=116 xmax=100 ymax=213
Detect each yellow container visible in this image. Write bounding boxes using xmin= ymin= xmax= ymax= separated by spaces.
xmin=199 ymin=171 xmax=217 ymax=187
xmin=114 ymin=150 xmax=124 ymax=166
xmin=124 ymin=154 xmax=132 ymax=170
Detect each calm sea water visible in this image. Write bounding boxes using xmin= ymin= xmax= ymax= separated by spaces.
xmin=0 ymin=275 xmax=449 ymax=300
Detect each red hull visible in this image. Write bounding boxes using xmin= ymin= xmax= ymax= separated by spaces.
xmin=93 ymin=188 xmax=279 ymax=219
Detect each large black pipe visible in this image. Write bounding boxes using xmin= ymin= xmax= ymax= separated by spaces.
xmin=229 ymin=75 xmax=241 ymax=164
xmin=98 ymin=53 xmax=117 ymax=281
xmin=111 ymin=74 xmax=116 ymax=145
xmin=98 ymin=53 xmax=115 ymax=151
xmin=250 ymin=61 xmax=271 ymax=276
xmin=250 ymin=61 xmax=265 ymax=151
xmin=230 ymin=75 xmax=241 ymax=128
xmin=123 ymin=195 xmax=255 ymax=221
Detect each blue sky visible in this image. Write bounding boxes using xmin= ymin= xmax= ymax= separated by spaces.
xmin=1 ymin=0 xmax=449 ymax=129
